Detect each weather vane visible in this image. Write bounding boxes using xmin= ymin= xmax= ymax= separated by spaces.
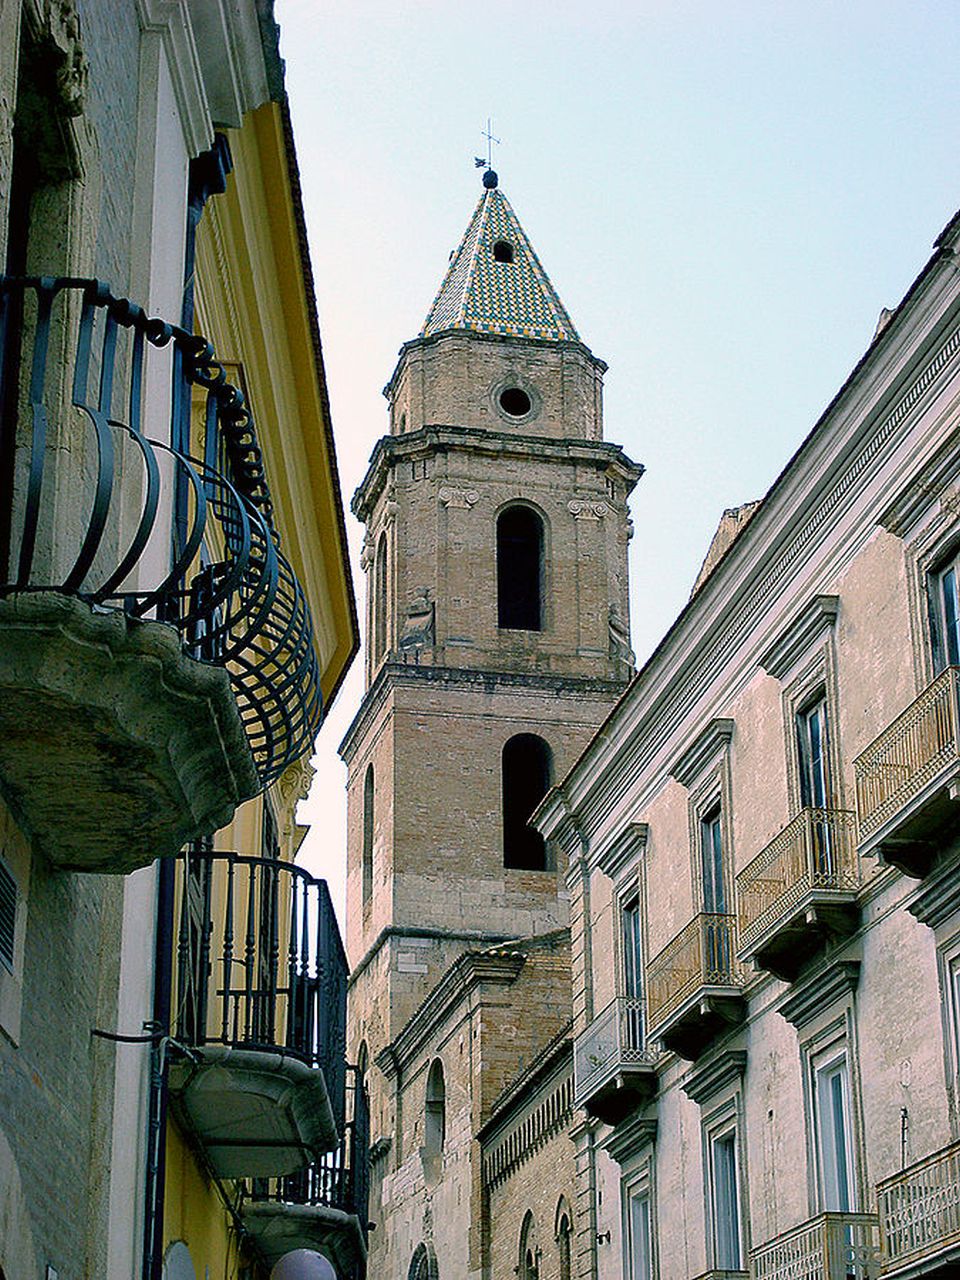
xmin=474 ymin=118 xmax=501 ymax=173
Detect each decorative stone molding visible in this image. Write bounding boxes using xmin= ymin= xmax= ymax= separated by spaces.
xmin=594 ymin=822 xmax=648 ymax=880
xmin=360 ymin=532 xmax=375 ymax=572
xmin=42 ymin=0 xmax=89 ymax=115
xmin=438 ymin=486 xmax=479 ymax=510
xmin=880 ymin=432 xmax=960 ymax=537
xmin=759 ymin=595 xmax=839 ymax=680
xmin=369 ymin=1136 xmax=392 ymax=1162
xmin=399 ymin=588 xmax=435 ymax=651
xmin=682 ymin=1048 xmax=747 ymax=1105
xmin=382 ymin=498 xmax=398 ymax=528
xmin=669 ymin=718 xmax=734 ymax=788
xmin=600 ymin=1114 xmax=657 ymax=1165
xmin=609 ymin=604 xmax=634 ymax=668
xmin=778 ymin=959 xmax=861 ymax=1030
xmin=568 ymin=498 xmax=608 ymax=521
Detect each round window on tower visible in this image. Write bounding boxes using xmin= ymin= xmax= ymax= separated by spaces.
xmin=499 ymin=387 xmax=531 ymax=417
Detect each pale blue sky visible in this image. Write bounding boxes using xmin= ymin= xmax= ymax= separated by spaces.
xmin=276 ymin=0 xmax=960 ymax=922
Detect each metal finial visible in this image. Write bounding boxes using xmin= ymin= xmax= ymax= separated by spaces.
xmin=476 ymin=118 xmax=500 ymax=187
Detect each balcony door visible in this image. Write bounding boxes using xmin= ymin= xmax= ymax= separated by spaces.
xmin=622 ymin=897 xmax=644 ymax=1050
xmin=797 ymin=695 xmax=834 ymax=875
xmin=710 ymin=1129 xmax=743 ymax=1271
xmin=626 ymin=1185 xmax=652 ymax=1280
xmin=700 ymin=808 xmax=730 ymax=977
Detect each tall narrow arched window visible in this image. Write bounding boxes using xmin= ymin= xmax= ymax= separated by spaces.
xmin=519 ymin=1211 xmax=539 ymax=1280
xmin=556 ymin=1203 xmax=572 ymax=1280
xmin=374 ymin=532 xmax=388 ymax=662
xmin=362 ymin=764 xmax=374 ymax=909
xmin=424 ymin=1058 xmax=446 ymax=1156
xmin=497 ymin=506 xmax=544 ymax=631
xmin=502 ymin=734 xmax=552 ymax=870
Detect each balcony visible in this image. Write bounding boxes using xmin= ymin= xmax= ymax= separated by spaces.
xmin=751 ymin=1212 xmax=880 ymax=1280
xmin=877 ymin=1139 xmax=960 ymax=1278
xmin=573 ymin=997 xmax=658 ymax=1126
xmin=0 ymin=277 xmax=323 ymax=872
xmin=646 ymin=913 xmax=744 ymax=1060
xmin=690 ymin=1272 xmax=748 ymax=1280
xmin=168 ymin=848 xmax=347 ymax=1178
xmin=242 ymin=1068 xmax=370 ymax=1280
xmin=737 ymin=809 xmax=860 ymax=981
xmin=854 ymin=667 xmax=960 ymax=877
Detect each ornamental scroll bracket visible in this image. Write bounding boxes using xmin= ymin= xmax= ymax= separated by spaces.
xmin=439 ymin=486 xmax=479 ymax=510
xmin=567 ymin=498 xmax=608 ymax=521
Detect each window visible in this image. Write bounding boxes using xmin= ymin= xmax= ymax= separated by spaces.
xmin=493 ymin=239 xmax=515 ymax=263
xmin=425 ymin=1058 xmax=446 ymax=1156
xmin=556 ymin=1204 xmax=572 ymax=1280
xmin=709 ymin=1128 xmax=743 ymax=1270
xmin=499 ymin=386 xmax=531 ymax=417
xmin=519 ymin=1211 xmax=539 ymax=1280
xmin=502 ymin=734 xmax=552 ymax=869
xmin=362 ymin=764 xmax=374 ymax=911
xmin=700 ymin=807 xmax=726 ymax=914
xmin=931 ymin=550 xmax=960 ymax=672
xmin=626 ymin=1185 xmax=652 ymax=1280
xmin=408 ymin=1244 xmax=438 ymax=1280
xmin=814 ymin=1051 xmax=855 ymax=1211
xmin=497 ymin=506 xmax=544 ymax=630
xmin=374 ymin=533 xmax=389 ymax=662
xmin=797 ymin=694 xmax=831 ymax=809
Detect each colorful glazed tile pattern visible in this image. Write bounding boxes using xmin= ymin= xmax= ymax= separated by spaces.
xmin=421 ymin=188 xmax=579 ymax=342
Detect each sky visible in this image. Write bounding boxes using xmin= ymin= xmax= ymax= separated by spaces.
xmin=275 ymin=0 xmax=960 ymax=925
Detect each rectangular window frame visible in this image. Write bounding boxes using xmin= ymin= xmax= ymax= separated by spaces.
xmin=812 ymin=1044 xmax=856 ymax=1213
xmin=936 ymin=934 xmax=960 ymax=1141
xmin=702 ymin=1095 xmax=748 ymax=1273
xmin=799 ymin=1017 xmax=865 ymax=1216
xmin=622 ymin=1154 xmax=657 ymax=1280
xmin=782 ymin=649 xmax=843 ymax=818
xmin=687 ymin=765 xmax=735 ymax=924
xmin=929 ymin=547 xmax=960 ymax=674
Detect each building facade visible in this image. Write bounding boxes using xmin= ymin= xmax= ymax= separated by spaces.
xmin=342 ymin=169 xmax=642 ymax=1279
xmin=0 ymin=3 xmax=358 ymax=1277
xmin=537 ymin=208 xmax=960 ymax=1280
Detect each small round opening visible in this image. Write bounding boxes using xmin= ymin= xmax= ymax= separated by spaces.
xmin=493 ymin=240 xmax=514 ymax=263
xmin=499 ymin=387 xmax=531 ymax=418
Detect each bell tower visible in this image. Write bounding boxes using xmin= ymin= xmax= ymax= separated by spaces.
xmin=342 ymin=168 xmax=643 ymax=1055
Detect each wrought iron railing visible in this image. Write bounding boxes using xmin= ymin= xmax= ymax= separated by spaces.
xmin=877 ymin=1139 xmax=960 ymax=1271
xmin=0 ymin=276 xmax=323 ymax=784
xmin=854 ymin=666 xmax=960 ymax=844
xmin=174 ymin=846 xmax=347 ymax=1131
xmin=750 ymin=1212 xmax=880 ymax=1280
xmin=646 ymin=912 xmax=742 ymax=1036
xmin=573 ymin=997 xmax=656 ymax=1108
xmin=736 ymin=809 xmax=859 ymax=953
xmin=244 ymin=1066 xmax=371 ymax=1237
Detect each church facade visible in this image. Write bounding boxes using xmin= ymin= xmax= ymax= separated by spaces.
xmin=341 ymin=169 xmax=642 ymax=1280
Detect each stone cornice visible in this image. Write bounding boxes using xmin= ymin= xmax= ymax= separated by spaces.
xmin=347 ymin=925 xmax=510 ymax=989
xmin=759 ymin=595 xmax=840 ymax=680
xmin=879 ymin=428 xmax=960 ymax=537
xmin=593 ymin=822 xmax=649 ymax=880
xmin=601 ymin=1114 xmax=658 ymax=1165
xmin=682 ymin=1048 xmax=747 ymax=1106
xmin=907 ymin=851 xmax=960 ymax=930
xmin=383 ymin=327 xmax=608 ymax=397
xmin=377 ymin=950 xmax=526 ymax=1079
xmin=547 ymin=273 xmax=960 ymax=846
xmin=352 ymin=424 xmax=643 ymax=522
xmin=339 ymin=661 xmax=628 ymax=764
xmin=669 ymin=719 xmax=734 ymax=788
xmin=778 ymin=960 xmax=861 ymax=1030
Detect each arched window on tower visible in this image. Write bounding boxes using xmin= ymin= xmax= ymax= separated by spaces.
xmin=497 ymin=506 xmax=544 ymax=631
xmin=374 ymin=532 xmax=388 ymax=662
xmin=424 ymin=1058 xmax=446 ymax=1157
xmin=362 ymin=764 xmax=374 ymax=910
xmin=556 ymin=1201 xmax=573 ymax=1280
xmin=519 ymin=1211 xmax=539 ymax=1280
xmin=502 ymin=734 xmax=552 ymax=870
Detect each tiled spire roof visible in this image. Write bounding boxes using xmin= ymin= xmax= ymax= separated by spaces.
xmin=421 ymin=177 xmax=580 ymax=342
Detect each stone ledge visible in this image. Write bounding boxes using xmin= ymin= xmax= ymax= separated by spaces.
xmin=0 ymin=592 xmax=259 ymax=872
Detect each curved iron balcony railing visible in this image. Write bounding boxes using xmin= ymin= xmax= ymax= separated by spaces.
xmin=0 ymin=276 xmax=323 ymax=785
xmin=174 ymin=848 xmax=348 ymax=1133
